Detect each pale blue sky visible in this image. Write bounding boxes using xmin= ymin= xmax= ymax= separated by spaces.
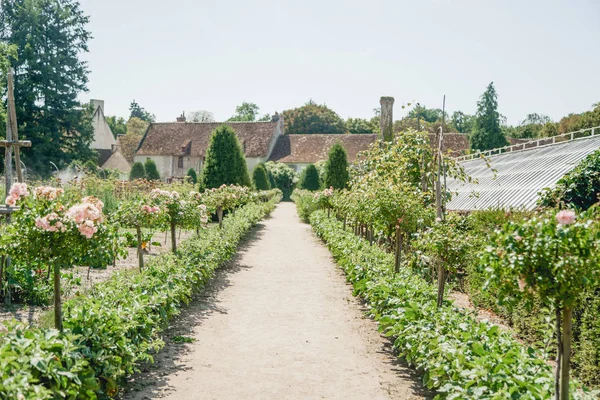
xmin=79 ymin=0 xmax=600 ymax=125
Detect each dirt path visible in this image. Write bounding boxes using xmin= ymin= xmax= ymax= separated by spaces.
xmin=125 ymin=203 xmax=428 ymax=400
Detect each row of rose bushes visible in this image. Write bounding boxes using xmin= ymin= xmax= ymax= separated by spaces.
xmin=307 ymin=209 xmax=597 ymax=399
xmin=293 ymin=185 xmax=600 ymax=393
xmin=0 ymin=193 xmax=281 ymax=399
xmin=1 ymin=182 xmax=280 ymax=305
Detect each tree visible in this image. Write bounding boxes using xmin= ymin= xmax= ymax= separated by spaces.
xmin=324 ymin=143 xmax=349 ymax=189
xmin=144 ymin=158 xmax=160 ymax=180
xmin=126 ymin=117 xmax=149 ymax=136
xmin=252 ymin=164 xmax=271 ymax=190
xmin=264 ymin=161 xmax=296 ymax=200
xmin=407 ymin=104 xmax=444 ymax=123
xmin=129 ymin=100 xmax=155 ymax=123
xmin=200 ymin=125 xmax=251 ymax=189
xmin=106 ymin=116 xmax=127 ymax=137
xmin=470 ymin=82 xmax=509 ymax=151
xmin=187 ymin=110 xmax=215 ymax=123
xmin=0 ymin=0 xmax=97 ymax=174
xmin=298 ymin=164 xmax=320 ymax=190
xmin=283 ymin=101 xmax=346 ymax=134
xmin=346 ymin=118 xmax=376 ymax=134
xmin=129 ymin=162 xmax=145 ymax=180
xmin=228 ymin=102 xmax=261 ymax=122
xmin=186 ymin=168 xmax=198 ymax=184
xmin=449 ymin=111 xmax=475 ymax=134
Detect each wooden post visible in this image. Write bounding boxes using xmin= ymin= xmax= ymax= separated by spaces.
xmin=436 ymin=262 xmax=446 ymax=308
xmin=394 ymin=227 xmax=402 ymax=273
xmin=217 ymin=206 xmax=223 ymax=229
xmin=435 ymin=96 xmax=446 ymax=222
xmin=136 ymin=226 xmax=144 ymax=271
xmin=54 ymin=263 xmax=62 ymax=331
xmin=555 ymin=306 xmax=562 ymax=400
xmin=560 ymin=307 xmax=573 ymax=400
xmin=6 ymin=71 xmax=23 ymax=182
xmin=170 ymin=222 xmax=177 ymax=253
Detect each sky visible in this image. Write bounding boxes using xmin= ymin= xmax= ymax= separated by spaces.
xmin=79 ymin=0 xmax=600 ymax=125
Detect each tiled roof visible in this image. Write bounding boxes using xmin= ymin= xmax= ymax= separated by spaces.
xmin=268 ymin=134 xmax=378 ymax=163
xmin=136 ymin=121 xmax=279 ymax=158
xmin=101 ymin=148 xmax=131 ymax=174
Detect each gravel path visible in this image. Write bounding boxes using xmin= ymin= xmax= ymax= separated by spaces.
xmin=126 ymin=203 xmax=428 ymax=400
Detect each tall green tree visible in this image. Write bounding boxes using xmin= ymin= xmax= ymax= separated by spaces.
xmin=407 ymin=104 xmax=445 ymax=123
xmin=346 ymin=118 xmax=375 ymax=134
xmin=200 ymin=125 xmax=251 ymax=189
xmin=298 ymin=164 xmax=320 ymax=190
xmin=186 ymin=167 xmax=198 ymax=184
xmin=0 ymin=0 xmax=96 ymax=174
xmin=252 ymin=163 xmax=271 ymax=190
xmin=470 ymin=82 xmax=509 ymax=151
xmin=228 ymin=102 xmax=260 ymax=122
xmin=129 ymin=100 xmax=155 ymax=123
xmin=323 ymin=143 xmax=349 ymax=189
xmin=106 ymin=115 xmax=127 ymax=137
xmin=283 ymin=100 xmax=346 ymax=134
xmin=449 ymin=111 xmax=475 ymax=134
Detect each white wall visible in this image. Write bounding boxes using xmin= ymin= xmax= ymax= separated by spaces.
xmin=90 ymin=100 xmax=116 ymax=150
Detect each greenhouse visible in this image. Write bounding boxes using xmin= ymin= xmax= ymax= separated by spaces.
xmin=446 ymin=127 xmax=600 ymax=211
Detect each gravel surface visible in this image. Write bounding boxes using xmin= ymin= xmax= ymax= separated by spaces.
xmin=125 ymin=203 xmax=429 ymax=400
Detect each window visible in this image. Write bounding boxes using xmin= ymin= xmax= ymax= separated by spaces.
xmin=178 ymin=156 xmax=184 ymax=168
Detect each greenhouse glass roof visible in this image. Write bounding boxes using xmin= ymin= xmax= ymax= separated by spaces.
xmin=446 ymin=131 xmax=600 ymax=211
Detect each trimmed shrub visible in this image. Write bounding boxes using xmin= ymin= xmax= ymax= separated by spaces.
xmin=144 ymin=159 xmax=160 ymax=180
xmin=298 ymin=164 xmax=320 ymax=191
xmin=252 ymin=164 xmax=271 ymax=190
xmin=200 ymin=125 xmax=251 ymax=189
xmin=129 ymin=162 xmax=145 ymax=180
xmin=264 ymin=161 xmax=296 ymax=200
xmin=323 ymin=142 xmax=349 ymax=189
xmin=186 ymin=168 xmax=198 ymax=184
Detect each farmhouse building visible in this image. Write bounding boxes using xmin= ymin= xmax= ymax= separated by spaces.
xmin=134 ymin=114 xmax=284 ymax=179
xmin=134 ymin=112 xmax=476 ymax=180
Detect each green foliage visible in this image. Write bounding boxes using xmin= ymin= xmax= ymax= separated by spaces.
xmin=0 ymin=0 xmax=96 ymax=174
xmin=0 ymin=41 xmax=17 ymax=139
xmin=345 ymin=118 xmax=376 ymax=134
xmin=298 ymin=164 xmax=320 ymax=191
xmin=558 ymin=103 xmax=600 ymax=134
xmin=187 ymin=110 xmax=214 ymax=123
xmin=105 ymin=116 xmax=127 ymax=137
xmin=186 ymin=168 xmax=198 ymax=184
xmin=291 ymin=189 xmax=319 ymax=223
xmin=449 ymin=111 xmax=476 ymax=134
xmin=252 ymin=164 xmax=271 ymax=190
xmin=200 ymin=125 xmax=251 ymax=189
xmin=144 ymin=159 xmax=160 ymax=180
xmin=264 ymin=161 xmax=296 ymax=200
xmin=0 ymin=197 xmax=280 ymax=398
xmin=126 ymin=117 xmax=149 ymax=136
xmin=308 ymin=211 xmax=574 ymax=399
xmin=228 ymin=102 xmax=263 ymax=122
xmin=129 ymin=100 xmax=155 ymax=123
xmin=283 ymin=100 xmax=346 ymax=134
xmin=323 ymin=143 xmax=349 ymax=189
xmin=129 ymin=162 xmax=145 ymax=180
xmin=470 ymin=82 xmax=510 ymax=151
xmin=539 ymin=149 xmax=600 ymax=210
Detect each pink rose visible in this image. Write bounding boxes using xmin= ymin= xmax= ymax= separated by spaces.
xmin=5 ymin=195 xmax=17 ymax=207
xmin=556 ymin=210 xmax=576 ymax=226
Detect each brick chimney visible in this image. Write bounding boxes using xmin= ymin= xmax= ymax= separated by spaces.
xmin=176 ymin=111 xmax=186 ymax=123
xmin=90 ymin=99 xmax=104 ymax=113
xmin=271 ymin=112 xmax=280 ymax=122
xmin=380 ymin=96 xmax=394 ymax=142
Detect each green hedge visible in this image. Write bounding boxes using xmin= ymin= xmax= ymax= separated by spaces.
xmin=308 ymin=210 xmax=595 ymax=400
xmin=0 ymin=195 xmax=281 ymax=399
xmin=290 ymin=189 xmax=319 ymax=222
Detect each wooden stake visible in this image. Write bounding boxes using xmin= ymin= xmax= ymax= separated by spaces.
xmin=6 ymin=71 xmax=23 ymax=182
xmin=136 ymin=226 xmax=144 ymax=271
xmin=560 ymin=307 xmax=573 ymax=400
xmin=54 ymin=264 xmax=62 ymax=331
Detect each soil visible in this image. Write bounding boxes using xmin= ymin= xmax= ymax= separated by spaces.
xmin=124 ymin=203 xmax=431 ymax=400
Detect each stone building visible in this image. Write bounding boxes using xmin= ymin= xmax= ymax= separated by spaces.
xmin=134 ymin=114 xmax=284 ymax=180
xmin=90 ymin=99 xmax=117 ymax=165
